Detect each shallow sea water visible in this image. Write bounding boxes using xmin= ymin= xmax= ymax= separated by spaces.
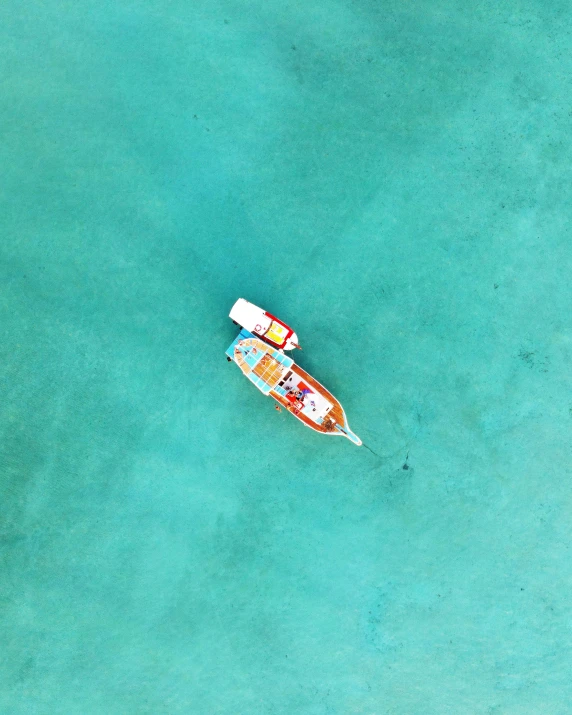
xmin=1 ymin=0 xmax=572 ymax=712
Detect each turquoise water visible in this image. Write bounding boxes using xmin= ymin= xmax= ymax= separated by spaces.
xmin=1 ymin=0 xmax=572 ymax=712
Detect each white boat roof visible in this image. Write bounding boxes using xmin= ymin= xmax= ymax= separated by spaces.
xmin=229 ymin=298 xmax=272 ymax=332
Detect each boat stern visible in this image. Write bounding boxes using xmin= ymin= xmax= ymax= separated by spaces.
xmin=226 ymin=327 xmax=255 ymax=362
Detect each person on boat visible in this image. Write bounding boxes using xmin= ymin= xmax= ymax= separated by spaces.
xmin=289 ymin=387 xmax=304 ymax=401
xmin=285 ymin=389 xmax=304 ymax=415
xmin=322 ymin=416 xmax=336 ymax=432
xmin=286 ymin=389 xmax=298 ymax=403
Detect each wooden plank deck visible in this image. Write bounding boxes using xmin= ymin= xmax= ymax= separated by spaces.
xmin=253 ymin=354 xmax=284 ymax=389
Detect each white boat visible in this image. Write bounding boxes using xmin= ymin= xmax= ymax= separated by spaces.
xmin=229 ymin=298 xmax=300 ymax=351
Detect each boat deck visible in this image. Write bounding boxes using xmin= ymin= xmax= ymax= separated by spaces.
xmin=271 ymin=363 xmax=347 ymax=435
xmin=253 ymin=353 xmax=284 ymax=389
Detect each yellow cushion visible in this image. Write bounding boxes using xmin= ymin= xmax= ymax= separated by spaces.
xmin=265 ymin=321 xmax=288 ymax=343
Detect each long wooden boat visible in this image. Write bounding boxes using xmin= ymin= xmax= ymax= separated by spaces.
xmin=226 ymin=329 xmax=361 ymax=446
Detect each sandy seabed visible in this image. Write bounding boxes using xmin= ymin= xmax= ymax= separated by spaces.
xmin=1 ymin=0 xmax=571 ymax=712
